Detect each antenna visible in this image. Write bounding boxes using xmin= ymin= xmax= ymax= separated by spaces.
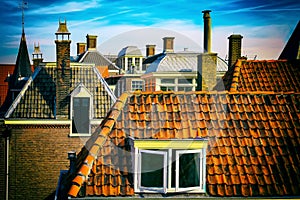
xmin=19 ymin=0 xmax=28 ymax=33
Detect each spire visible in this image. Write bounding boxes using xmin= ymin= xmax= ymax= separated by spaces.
xmin=10 ymin=0 xmax=31 ymax=88
xmin=19 ymin=0 xmax=28 ymax=34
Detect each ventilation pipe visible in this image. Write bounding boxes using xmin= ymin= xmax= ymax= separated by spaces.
xmin=202 ymin=10 xmax=212 ymax=53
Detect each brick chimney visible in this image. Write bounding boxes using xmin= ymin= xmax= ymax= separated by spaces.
xmin=55 ymin=19 xmax=71 ymax=119
xmin=32 ymin=43 xmax=43 ymax=68
xmin=163 ymin=37 xmax=175 ymax=53
xmin=197 ymin=10 xmax=217 ymax=91
xmin=146 ymin=44 xmax=156 ymax=57
xmin=86 ymin=34 xmax=97 ymax=51
xmin=77 ymin=42 xmax=86 ymax=55
xmin=228 ymin=34 xmax=243 ymax=67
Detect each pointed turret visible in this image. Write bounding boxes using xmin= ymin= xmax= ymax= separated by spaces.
xmin=10 ymin=29 xmax=32 ymax=89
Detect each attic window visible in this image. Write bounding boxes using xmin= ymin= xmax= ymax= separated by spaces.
xmin=133 ymin=139 xmax=208 ymax=194
xmin=70 ymin=83 xmax=93 ymax=136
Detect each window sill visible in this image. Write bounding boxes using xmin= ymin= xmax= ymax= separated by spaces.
xmin=136 ymin=188 xmax=206 ymax=194
xmin=68 ymin=133 xmax=91 ymax=137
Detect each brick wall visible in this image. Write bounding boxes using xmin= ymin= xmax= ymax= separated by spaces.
xmin=197 ymin=53 xmax=217 ymax=91
xmin=6 ymin=125 xmax=86 ymax=200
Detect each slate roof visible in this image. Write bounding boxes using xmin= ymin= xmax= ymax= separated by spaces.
xmin=216 ymin=59 xmax=300 ymax=92
xmin=10 ymin=31 xmax=32 ymax=88
xmin=5 ymin=63 xmax=116 ymax=119
xmin=118 ymin=46 xmax=143 ymax=57
xmin=145 ymin=52 xmax=228 ymax=74
xmin=68 ymin=91 xmax=300 ymax=198
xmin=75 ymin=50 xmax=120 ymax=71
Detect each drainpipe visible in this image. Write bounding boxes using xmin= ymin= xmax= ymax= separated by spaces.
xmin=4 ymin=127 xmax=11 ymax=200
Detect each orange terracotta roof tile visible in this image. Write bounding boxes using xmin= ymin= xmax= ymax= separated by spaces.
xmin=68 ymin=91 xmax=300 ymax=198
xmin=217 ymin=59 xmax=300 ymax=93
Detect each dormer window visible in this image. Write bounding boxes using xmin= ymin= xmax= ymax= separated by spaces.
xmin=70 ymin=83 xmax=93 ymax=136
xmin=133 ymin=139 xmax=208 ymax=194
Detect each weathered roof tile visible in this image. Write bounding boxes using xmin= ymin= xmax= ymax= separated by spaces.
xmin=68 ymin=91 xmax=300 ymax=197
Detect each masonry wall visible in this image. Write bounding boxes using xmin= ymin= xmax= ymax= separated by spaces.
xmin=6 ymin=125 xmax=87 ymax=200
xmin=0 ymin=123 xmax=6 ymax=200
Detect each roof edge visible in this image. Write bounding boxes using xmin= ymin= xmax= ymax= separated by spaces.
xmin=4 ymin=67 xmax=42 ymax=118
xmin=68 ymin=92 xmax=130 ymax=197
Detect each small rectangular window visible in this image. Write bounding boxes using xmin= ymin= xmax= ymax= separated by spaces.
xmin=72 ymin=97 xmax=90 ymax=134
xmin=131 ymin=80 xmax=144 ymax=91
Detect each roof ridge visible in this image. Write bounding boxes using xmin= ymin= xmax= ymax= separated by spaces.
xmin=68 ymin=92 xmax=130 ymax=197
xmin=92 ymin=66 xmax=117 ymax=102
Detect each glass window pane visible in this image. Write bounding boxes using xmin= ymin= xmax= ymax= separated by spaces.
xmin=179 ymin=153 xmax=200 ymax=188
xmin=141 ymin=152 xmax=164 ymax=187
xmin=161 ymin=79 xmax=175 ymax=84
xmin=178 ymin=79 xmax=193 ymax=84
xmin=72 ymin=97 xmax=90 ymax=133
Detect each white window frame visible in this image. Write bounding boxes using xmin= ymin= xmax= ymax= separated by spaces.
xmin=175 ymin=149 xmax=204 ymax=192
xmin=134 ymin=139 xmax=207 ymax=194
xmin=137 ymin=149 xmax=167 ymax=193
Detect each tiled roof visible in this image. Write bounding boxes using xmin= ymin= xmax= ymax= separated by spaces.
xmin=68 ymin=91 xmax=300 ymax=197
xmin=5 ymin=63 xmax=115 ymax=119
xmin=145 ymin=52 xmax=228 ymax=74
xmin=218 ymin=59 xmax=300 ymax=92
xmin=77 ymin=50 xmax=120 ymax=71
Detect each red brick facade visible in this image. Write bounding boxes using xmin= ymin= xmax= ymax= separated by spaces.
xmin=1 ymin=124 xmax=93 ymax=200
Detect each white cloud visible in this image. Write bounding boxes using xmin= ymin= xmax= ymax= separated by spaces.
xmin=28 ymin=0 xmax=101 ymax=15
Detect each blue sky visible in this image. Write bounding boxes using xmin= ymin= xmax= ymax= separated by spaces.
xmin=0 ymin=0 xmax=299 ymax=63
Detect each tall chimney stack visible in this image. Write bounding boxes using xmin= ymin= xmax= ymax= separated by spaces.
xmin=163 ymin=37 xmax=175 ymax=53
xmin=146 ymin=45 xmax=156 ymax=57
xmin=228 ymin=34 xmax=243 ymax=67
xmin=197 ymin=10 xmax=217 ymax=91
xmin=55 ymin=19 xmax=71 ymax=119
xmin=202 ymin=10 xmax=212 ymax=53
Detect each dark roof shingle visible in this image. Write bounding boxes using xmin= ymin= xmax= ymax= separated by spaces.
xmin=6 ymin=64 xmax=115 ymax=119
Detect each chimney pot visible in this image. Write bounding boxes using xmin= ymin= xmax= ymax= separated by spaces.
xmin=86 ymin=34 xmax=98 ymax=51
xmin=68 ymin=151 xmax=76 ymax=174
xmin=77 ymin=42 xmax=86 ymax=55
xmin=146 ymin=44 xmax=156 ymax=57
